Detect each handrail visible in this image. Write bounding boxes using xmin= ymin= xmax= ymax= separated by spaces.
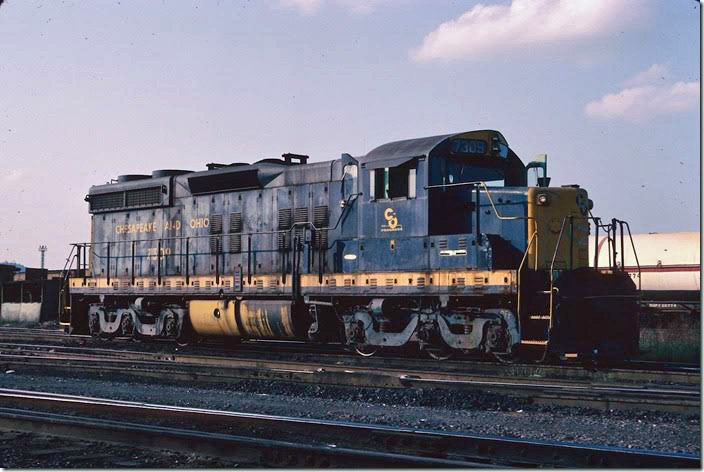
xmin=70 ymin=192 xmax=362 ymax=248
xmin=548 ymin=216 xmax=569 ymax=330
xmin=58 ymin=244 xmax=78 ymax=326
xmin=516 ymin=230 xmax=539 ymax=337
xmin=477 ymin=181 xmax=534 ymax=221
xmin=622 ymin=221 xmax=641 ymax=291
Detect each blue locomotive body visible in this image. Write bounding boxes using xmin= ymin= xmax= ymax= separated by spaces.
xmin=64 ymin=130 xmax=639 ymax=360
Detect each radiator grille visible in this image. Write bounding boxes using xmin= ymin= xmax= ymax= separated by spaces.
xmin=313 ymin=206 xmax=329 ymax=249
xmin=125 ymin=187 xmax=161 ymax=207
xmin=90 ymin=192 xmax=124 ymax=211
xmin=277 ymin=209 xmax=292 ymax=250
xmin=90 ymin=186 xmax=165 ymax=213
xmin=229 ymin=212 xmax=242 ymax=253
xmin=209 ymin=214 xmax=223 ymax=253
xmin=293 ymin=207 xmax=308 ymax=244
xmin=416 ymin=277 xmax=425 ymax=289
xmin=438 ymin=239 xmax=448 ymax=249
xmin=458 ymin=238 xmax=467 ymax=249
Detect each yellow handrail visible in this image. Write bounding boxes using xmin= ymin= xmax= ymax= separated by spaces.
xmin=516 ymin=230 xmax=539 ymax=337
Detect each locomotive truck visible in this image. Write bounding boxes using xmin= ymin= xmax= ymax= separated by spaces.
xmin=60 ymin=130 xmax=640 ymax=360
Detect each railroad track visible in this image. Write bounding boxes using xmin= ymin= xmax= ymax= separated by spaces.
xmin=0 ymin=388 xmax=698 ymax=468
xmin=0 ymin=326 xmax=699 ymax=385
xmin=0 ymin=342 xmax=699 ymax=414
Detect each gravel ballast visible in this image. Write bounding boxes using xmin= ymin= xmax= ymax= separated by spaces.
xmin=0 ymin=367 xmax=699 ymax=456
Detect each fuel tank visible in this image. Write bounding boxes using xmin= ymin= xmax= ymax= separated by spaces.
xmin=239 ymin=300 xmax=297 ymax=339
xmin=188 ymin=299 xmax=297 ymax=340
xmin=188 ymin=300 xmax=240 ymax=337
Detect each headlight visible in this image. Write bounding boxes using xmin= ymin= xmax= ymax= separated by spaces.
xmin=576 ymin=192 xmax=589 ymax=215
xmin=536 ymin=193 xmax=551 ymax=206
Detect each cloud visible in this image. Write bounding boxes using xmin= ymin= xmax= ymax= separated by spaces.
xmin=279 ymin=0 xmax=324 ymax=15
xmin=584 ymin=71 xmax=699 ymax=122
xmin=622 ymin=63 xmax=669 ymax=87
xmin=279 ymin=0 xmax=383 ymax=15
xmin=1 ymin=169 xmax=24 ymax=184
xmin=410 ymin=0 xmax=639 ymax=62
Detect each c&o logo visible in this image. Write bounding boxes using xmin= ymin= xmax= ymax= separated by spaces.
xmin=381 ymin=208 xmax=403 ymax=232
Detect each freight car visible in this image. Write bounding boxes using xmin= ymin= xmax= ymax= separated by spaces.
xmin=60 ymin=130 xmax=640 ymax=360
xmin=591 ymin=232 xmax=700 ymax=316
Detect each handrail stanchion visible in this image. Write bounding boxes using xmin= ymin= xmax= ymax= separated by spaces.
xmin=131 ymin=241 xmax=135 ymax=286
xmin=569 ymin=216 xmax=574 ymax=270
xmin=185 ymin=238 xmax=190 ymax=286
xmin=157 ymin=239 xmax=162 ymax=286
xmin=549 ymin=217 xmax=568 ymax=329
xmin=76 ymin=244 xmax=81 ymax=278
xmin=247 ymin=234 xmax=252 ymax=285
xmin=619 ymin=220 xmax=625 ymax=271
xmin=293 ymin=235 xmax=299 ymax=300
xmin=475 ymin=185 xmax=481 ymax=242
xmin=215 ymin=235 xmax=220 ymax=286
xmin=624 ymin=221 xmax=642 ymax=291
xmin=516 ymin=230 xmax=538 ymax=338
xmin=593 ymin=217 xmax=600 ymax=269
xmin=106 ymin=243 xmax=111 ymax=286
xmin=611 ymin=218 xmax=618 ymax=271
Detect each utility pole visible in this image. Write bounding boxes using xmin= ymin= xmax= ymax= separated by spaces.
xmin=38 ymin=245 xmax=47 ymax=269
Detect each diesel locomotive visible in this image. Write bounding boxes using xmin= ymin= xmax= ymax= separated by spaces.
xmin=61 ymin=130 xmax=640 ymax=360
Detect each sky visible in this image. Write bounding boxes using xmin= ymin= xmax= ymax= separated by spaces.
xmin=0 ymin=0 xmax=700 ymax=268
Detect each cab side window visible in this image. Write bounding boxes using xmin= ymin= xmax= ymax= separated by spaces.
xmin=370 ymin=163 xmax=416 ymax=200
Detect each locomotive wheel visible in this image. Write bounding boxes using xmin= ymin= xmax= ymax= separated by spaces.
xmin=484 ymin=322 xmax=508 ymax=352
xmin=88 ymin=313 xmax=101 ymax=337
xmin=163 ymin=313 xmax=179 ymax=338
xmin=424 ymin=345 xmax=454 ymax=360
xmin=354 ymin=344 xmax=379 ymax=357
xmin=492 ymin=352 xmax=516 ymax=364
xmin=120 ymin=315 xmax=134 ymax=337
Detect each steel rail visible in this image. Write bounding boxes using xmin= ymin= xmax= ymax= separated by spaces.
xmin=0 ymin=388 xmax=698 ymax=468
xmin=0 ymin=328 xmax=699 ymax=386
xmin=1 ymin=342 xmax=699 ymax=391
xmin=0 ymin=408 xmax=471 ymax=468
xmin=0 ymin=347 xmax=699 ymax=415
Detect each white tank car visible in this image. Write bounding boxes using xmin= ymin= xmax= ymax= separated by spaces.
xmin=589 ymin=232 xmax=700 ymax=305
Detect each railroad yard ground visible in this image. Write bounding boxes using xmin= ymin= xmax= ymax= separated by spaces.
xmin=0 ymin=367 xmax=699 ymax=454
xmin=0 ymin=324 xmax=700 ymax=467
xmin=0 ymin=430 xmax=237 ymax=468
